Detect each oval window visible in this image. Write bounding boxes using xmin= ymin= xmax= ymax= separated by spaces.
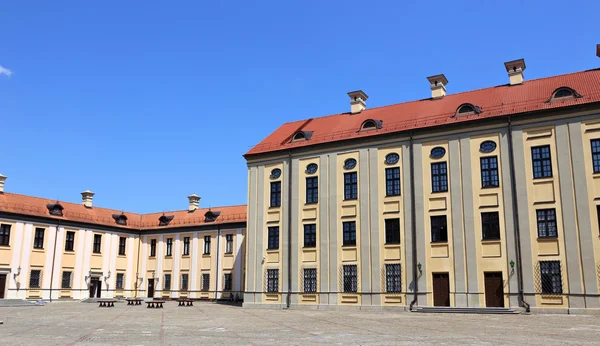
xmin=480 ymin=140 xmax=497 ymax=153
xmin=270 ymin=168 xmax=282 ymax=179
xmin=306 ymin=163 xmax=318 ymax=174
xmin=385 ymin=153 xmax=399 ymax=165
xmin=344 ymin=158 xmax=357 ymax=170
xmin=430 ymin=147 xmax=446 ymax=159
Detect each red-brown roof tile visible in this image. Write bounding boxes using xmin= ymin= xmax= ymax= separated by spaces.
xmin=245 ymin=68 xmax=600 ymax=156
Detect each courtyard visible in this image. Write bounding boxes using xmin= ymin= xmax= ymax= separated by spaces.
xmin=1 ymin=302 xmax=600 ymax=345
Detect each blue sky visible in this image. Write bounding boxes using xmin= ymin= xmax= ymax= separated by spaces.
xmin=1 ymin=1 xmax=598 ymax=213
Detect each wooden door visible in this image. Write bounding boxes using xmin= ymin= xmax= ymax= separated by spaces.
xmin=0 ymin=274 xmax=6 ymax=299
xmin=96 ymin=280 xmax=102 ymax=298
xmin=433 ymin=273 xmax=450 ymax=307
xmin=89 ymin=278 xmax=97 ymax=298
xmin=147 ymin=279 xmax=154 ymax=298
xmin=484 ymin=272 xmax=504 ymax=307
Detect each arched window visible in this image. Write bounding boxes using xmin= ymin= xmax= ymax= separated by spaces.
xmin=360 ymin=119 xmax=382 ymax=131
xmin=291 ymin=131 xmax=313 ymax=142
xmin=547 ymin=87 xmax=582 ymax=103
xmin=293 ymin=132 xmax=305 ymax=141
xmin=455 ymin=103 xmax=481 ymax=116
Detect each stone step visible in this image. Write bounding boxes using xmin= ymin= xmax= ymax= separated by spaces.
xmin=414 ymin=307 xmax=521 ymax=315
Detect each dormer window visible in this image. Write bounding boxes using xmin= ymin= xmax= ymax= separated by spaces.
xmin=46 ymin=202 xmax=64 ymax=217
xmin=547 ymin=87 xmax=582 ymax=102
xmin=360 ymin=119 xmax=383 ymax=131
xmin=291 ymin=131 xmax=313 ymax=142
xmin=112 ymin=213 xmax=128 ymax=226
xmin=455 ymin=104 xmax=482 ymax=116
xmin=204 ymin=209 xmax=221 ymax=223
xmin=159 ymin=214 xmax=174 ymax=226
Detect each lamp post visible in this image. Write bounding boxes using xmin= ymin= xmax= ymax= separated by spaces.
xmin=510 ymin=260 xmax=515 ymax=276
xmin=13 ymin=266 xmax=21 ymax=280
xmin=417 ymin=262 xmax=423 ymax=277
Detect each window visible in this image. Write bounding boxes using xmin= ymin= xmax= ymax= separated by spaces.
xmin=456 ymin=104 xmax=481 ymax=115
xmin=180 ymin=274 xmax=189 ymax=291
xmin=166 ymin=238 xmax=173 ymax=256
xmin=201 ymin=273 xmax=210 ymax=291
xmin=116 ymin=273 xmax=124 ymax=289
xmin=270 ymin=168 xmax=282 ymax=179
xmin=203 ymin=236 xmax=211 ymax=254
xmin=550 ymin=88 xmax=579 ymax=101
xmin=306 ymin=163 xmax=318 ymax=174
xmin=431 ymin=162 xmax=448 ymax=192
xmin=225 ymin=234 xmax=233 ymax=254
xmin=591 ymin=139 xmax=600 ymax=173
xmin=93 ymin=234 xmax=102 ymax=253
xmin=183 ymin=237 xmax=190 ymax=256
xmin=385 ymin=153 xmax=399 ymax=165
xmin=293 ymin=132 xmax=306 ymax=141
xmin=304 ymin=224 xmax=316 ymax=248
xmin=61 ymin=271 xmax=72 ymax=289
xmin=164 ymin=274 xmax=172 ymax=291
xmin=361 ymin=120 xmax=376 ymax=130
xmin=267 ymin=227 xmax=279 ymax=250
xmin=0 ymin=224 xmax=11 ymax=246
xmin=385 ymin=218 xmax=401 ymax=245
xmin=303 ymin=268 xmax=317 ymax=293
xmin=480 ymin=140 xmax=497 ymax=153
xmin=597 ymin=206 xmax=600 ymax=235
xmin=150 ymin=239 xmax=157 ymax=257
xmin=267 ymin=269 xmax=279 ymax=293
xmin=65 ymin=231 xmax=75 ymax=251
xmin=536 ymin=209 xmax=557 ymax=238
xmin=29 ymin=270 xmax=41 ymax=288
xmin=385 ymin=167 xmax=401 ymax=196
xmin=270 ymin=181 xmax=281 ymax=207
xmin=118 ymin=237 xmax=126 ymax=256
xmin=481 ymin=156 xmax=499 ymax=188
xmin=431 ymin=215 xmax=448 ymax=243
xmin=344 ymin=158 xmax=357 ymax=170
xmin=540 ymin=261 xmax=562 ymax=294
xmin=343 ymin=265 xmax=358 ymax=293
xmin=385 ymin=264 xmax=401 ymax=293
xmin=342 ymin=221 xmax=356 ymax=246
xmin=344 ymin=172 xmax=358 ymax=200
xmin=306 ymin=177 xmax=318 ymax=204
xmin=481 ymin=212 xmax=500 ymax=240
xmin=430 ymin=147 xmax=446 ymax=159
xmin=224 ymin=273 xmax=232 ymax=291
xmin=33 ymin=228 xmax=45 ymax=249
xmin=532 ymin=145 xmax=552 ymax=179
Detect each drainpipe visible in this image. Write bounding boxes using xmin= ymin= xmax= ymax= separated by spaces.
xmin=48 ymin=220 xmax=60 ymax=302
xmin=134 ymin=214 xmax=142 ymax=298
xmin=286 ymin=150 xmax=293 ymax=309
xmin=215 ymin=224 xmax=221 ymax=301
xmin=408 ymin=133 xmax=419 ymax=311
xmin=507 ymin=116 xmax=529 ymax=312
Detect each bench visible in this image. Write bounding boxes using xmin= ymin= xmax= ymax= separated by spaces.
xmin=146 ymin=300 xmax=165 ymax=308
xmin=98 ymin=300 xmax=116 ymax=308
xmin=176 ymin=298 xmax=193 ymax=307
xmin=126 ymin=298 xmax=143 ymax=306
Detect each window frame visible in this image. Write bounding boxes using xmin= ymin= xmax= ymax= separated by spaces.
xmin=223 ymin=273 xmax=232 ymax=291
xmin=481 ymin=212 xmax=501 ymax=240
xmin=203 ymin=236 xmax=211 ymax=255
xmin=267 ymin=227 xmax=279 ymax=250
xmin=303 ymin=224 xmax=317 ymax=248
xmin=591 ymin=139 xmax=600 ymax=173
xmin=430 ymin=215 xmax=448 ymax=243
xmin=303 ymin=268 xmax=317 ymax=293
xmin=385 ymin=218 xmax=401 ymax=245
xmin=0 ymin=224 xmax=11 ymax=246
xmin=180 ymin=273 xmax=189 ymax=291
xmin=201 ymin=273 xmax=210 ymax=292
xmin=150 ymin=239 xmax=157 ymax=257
xmin=33 ymin=228 xmax=45 ymax=249
xmin=385 ymin=263 xmax=402 ymax=293
xmin=164 ymin=273 xmax=172 ymax=291
xmin=480 ymin=156 xmax=499 ymax=188
xmin=267 ymin=269 xmax=279 ymax=293
xmin=536 ymin=208 xmax=558 ymax=238
xmin=118 ymin=237 xmax=126 ymax=256
xmin=93 ymin=234 xmax=102 ymax=254
xmin=306 ymin=176 xmax=319 ymax=204
xmin=65 ymin=231 xmax=75 ymax=252
xmin=342 ymin=221 xmax=356 ymax=246
xmin=344 ymin=172 xmax=358 ymax=200
xmin=385 ymin=167 xmax=401 ymax=196
xmin=183 ymin=236 xmax=190 ymax=256
xmin=531 ymin=145 xmax=553 ymax=179
xmin=225 ymin=234 xmax=233 ymax=254
xmin=29 ymin=269 xmax=41 ymax=288
xmin=166 ymin=238 xmax=173 ymax=257
xmin=61 ymin=271 xmax=72 ymax=289
xmin=270 ymin=181 xmax=282 ymax=208
xmin=540 ymin=260 xmax=562 ymax=294
xmin=115 ymin=273 xmax=124 ymax=289
xmin=342 ymin=265 xmax=358 ymax=293
xmin=431 ymin=162 xmax=448 ymax=193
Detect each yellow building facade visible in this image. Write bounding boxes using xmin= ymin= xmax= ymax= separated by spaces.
xmin=243 ymin=50 xmax=600 ymax=313
xmin=0 ymin=185 xmax=246 ymax=301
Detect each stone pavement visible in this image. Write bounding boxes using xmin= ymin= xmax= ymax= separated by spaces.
xmin=1 ymin=301 xmax=599 ymax=345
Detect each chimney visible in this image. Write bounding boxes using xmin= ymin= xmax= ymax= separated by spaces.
xmin=188 ymin=193 xmax=200 ymax=212
xmin=504 ymin=58 xmax=526 ymax=85
xmin=81 ymin=190 xmax=95 ymax=208
xmin=347 ymin=90 xmax=368 ymax=114
xmin=427 ymin=74 xmax=448 ymax=99
xmin=596 ymin=44 xmax=600 ymax=58
xmin=0 ymin=174 xmax=6 ymax=194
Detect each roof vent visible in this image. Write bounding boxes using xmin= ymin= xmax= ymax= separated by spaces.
xmin=81 ymin=190 xmax=95 ymax=208
xmin=347 ymin=90 xmax=368 ymax=114
xmin=0 ymin=174 xmax=6 ymax=194
xmin=188 ymin=193 xmax=200 ymax=212
xmin=427 ymin=74 xmax=448 ymax=99
xmin=504 ymin=59 xmax=526 ymax=85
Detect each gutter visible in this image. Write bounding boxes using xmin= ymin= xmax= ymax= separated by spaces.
xmin=215 ymin=224 xmax=221 ymax=300
xmin=507 ymin=116 xmax=529 ymax=312
xmin=48 ymin=219 xmax=60 ymax=302
xmin=408 ymin=132 xmax=419 ymax=311
xmin=135 ymin=214 xmax=142 ymax=298
xmin=286 ymin=150 xmax=293 ymax=309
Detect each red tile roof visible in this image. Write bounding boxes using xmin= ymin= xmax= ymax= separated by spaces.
xmin=0 ymin=192 xmax=246 ymax=230
xmin=245 ymin=68 xmax=600 ymax=156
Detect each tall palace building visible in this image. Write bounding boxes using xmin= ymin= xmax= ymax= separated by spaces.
xmin=243 ymin=45 xmax=600 ymax=314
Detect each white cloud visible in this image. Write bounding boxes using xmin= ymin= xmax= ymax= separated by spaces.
xmin=0 ymin=65 xmax=13 ymax=77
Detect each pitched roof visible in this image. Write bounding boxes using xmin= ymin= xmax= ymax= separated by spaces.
xmin=245 ymin=68 xmax=600 ymax=157
xmin=0 ymin=192 xmax=246 ymax=230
